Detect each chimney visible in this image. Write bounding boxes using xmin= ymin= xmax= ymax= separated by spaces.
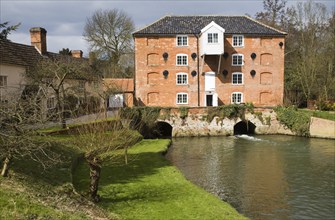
xmin=30 ymin=27 xmax=47 ymax=55
xmin=71 ymin=50 xmax=83 ymax=58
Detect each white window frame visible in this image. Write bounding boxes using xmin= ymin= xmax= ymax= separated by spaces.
xmin=232 ymin=35 xmax=244 ymax=47
xmin=176 ymin=35 xmax=188 ymax=46
xmin=176 ymin=54 xmax=188 ymax=66
xmin=0 ymin=75 xmax=8 ymax=87
xmin=176 ymin=73 xmax=188 ymax=85
xmin=207 ymin=33 xmax=218 ymax=44
xmin=232 ymin=54 xmax=244 ymax=66
xmin=176 ymin=93 xmax=188 ymax=104
xmin=231 ymin=92 xmax=243 ymax=104
xmin=232 ymin=72 xmax=243 ymax=85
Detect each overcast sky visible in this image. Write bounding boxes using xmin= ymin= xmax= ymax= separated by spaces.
xmin=1 ymin=0 xmax=334 ymax=56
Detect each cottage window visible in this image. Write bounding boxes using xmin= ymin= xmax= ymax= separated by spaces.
xmin=176 ymin=73 xmax=188 ymax=85
xmin=176 ymin=93 xmax=188 ymax=104
xmin=232 ymin=54 xmax=244 ymax=66
xmin=231 ymin=92 xmax=243 ymax=104
xmin=233 ymin=35 xmax=244 ymax=47
xmin=0 ymin=76 xmax=7 ymax=87
xmin=47 ymin=97 xmax=56 ymax=109
xmin=232 ymin=72 xmax=243 ymax=85
xmin=176 ymin=54 xmax=188 ymax=66
xmin=177 ymin=35 xmax=188 ymax=46
xmin=208 ymin=33 xmax=218 ymax=43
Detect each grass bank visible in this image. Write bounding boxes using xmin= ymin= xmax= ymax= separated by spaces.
xmin=73 ymin=139 xmax=248 ymax=220
xmin=298 ymin=109 xmax=335 ymax=121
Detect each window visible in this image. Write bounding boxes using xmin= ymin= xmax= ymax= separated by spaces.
xmin=233 ymin=35 xmax=244 ymax=47
xmin=0 ymin=76 xmax=7 ymax=87
xmin=176 ymin=93 xmax=188 ymax=104
xmin=231 ymin=92 xmax=243 ymax=104
xmin=177 ymin=35 xmax=188 ymax=46
xmin=176 ymin=73 xmax=188 ymax=85
xmin=47 ymin=97 xmax=56 ymax=109
xmin=232 ymin=54 xmax=244 ymax=66
xmin=232 ymin=72 xmax=243 ymax=85
xmin=208 ymin=33 xmax=218 ymax=43
xmin=176 ymin=54 xmax=188 ymax=66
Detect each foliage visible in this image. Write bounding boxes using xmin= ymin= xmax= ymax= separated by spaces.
xmin=255 ymin=1 xmax=335 ymax=106
xmin=207 ymin=103 xmax=254 ymax=123
xmin=275 ymin=106 xmax=310 ymax=136
xmin=179 ymin=107 xmax=189 ymax=119
xmin=59 ymin=48 xmax=71 ymax=55
xmin=0 ymin=21 xmax=21 ymax=40
xmin=73 ymin=139 xmax=248 ymax=220
xmin=83 ymin=9 xmax=135 ymax=77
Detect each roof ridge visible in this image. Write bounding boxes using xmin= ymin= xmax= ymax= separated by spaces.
xmin=244 ymin=15 xmax=287 ymax=35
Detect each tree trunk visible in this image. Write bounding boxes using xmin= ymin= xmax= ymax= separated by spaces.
xmin=88 ymin=157 xmax=101 ymax=202
xmin=1 ymin=156 xmax=11 ymax=177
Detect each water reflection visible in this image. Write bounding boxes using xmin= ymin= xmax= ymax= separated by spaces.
xmin=166 ymin=135 xmax=335 ymax=220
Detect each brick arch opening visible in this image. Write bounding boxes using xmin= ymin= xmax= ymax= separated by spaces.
xmin=234 ymin=120 xmax=256 ymax=135
xmin=154 ymin=121 xmax=173 ymax=138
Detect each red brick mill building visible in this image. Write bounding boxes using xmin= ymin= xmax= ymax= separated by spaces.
xmin=133 ymin=15 xmax=286 ymax=107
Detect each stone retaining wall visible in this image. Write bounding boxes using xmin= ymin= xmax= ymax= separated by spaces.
xmin=309 ymin=117 xmax=335 ymax=139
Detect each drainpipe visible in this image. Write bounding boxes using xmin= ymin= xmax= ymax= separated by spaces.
xmin=194 ymin=34 xmax=200 ymax=107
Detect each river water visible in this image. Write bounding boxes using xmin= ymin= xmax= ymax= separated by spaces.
xmin=166 ymin=135 xmax=335 ymax=220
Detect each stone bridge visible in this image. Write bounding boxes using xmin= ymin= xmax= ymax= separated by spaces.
xmin=155 ymin=107 xmax=293 ymax=137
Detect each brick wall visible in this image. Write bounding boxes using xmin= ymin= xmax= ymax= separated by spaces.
xmin=135 ymin=34 xmax=285 ymax=107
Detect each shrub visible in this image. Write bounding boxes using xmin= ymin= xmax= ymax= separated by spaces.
xmin=275 ymin=106 xmax=310 ymax=136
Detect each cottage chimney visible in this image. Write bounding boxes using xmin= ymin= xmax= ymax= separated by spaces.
xmin=71 ymin=50 xmax=83 ymax=58
xmin=30 ymin=27 xmax=47 ymax=55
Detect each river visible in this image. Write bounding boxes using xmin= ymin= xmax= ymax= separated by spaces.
xmin=166 ymin=135 xmax=335 ymax=220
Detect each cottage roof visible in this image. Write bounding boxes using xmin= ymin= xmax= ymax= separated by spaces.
xmin=0 ymin=39 xmax=41 ymax=67
xmin=133 ymin=15 xmax=286 ymax=36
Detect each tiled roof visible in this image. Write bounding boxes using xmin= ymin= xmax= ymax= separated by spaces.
xmin=0 ymin=39 xmax=42 ymax=67
xmin=133 ymin=15 xmax=286 ymax=36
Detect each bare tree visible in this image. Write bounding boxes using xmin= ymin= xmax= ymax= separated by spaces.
xmin=26 ymin=55 xmax=97 ymax=128
xmin=83 ymin=9 xmax=135 ymax=77
xmin=255 ymin=0 xmax=287 ymax=27
xmin=0 ymin=94 xmax=59 ymax=177
xmin=74 ymin=119 xmax=142 ymax=202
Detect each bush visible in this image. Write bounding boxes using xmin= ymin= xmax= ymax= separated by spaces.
xmin=275 ymin=106 xmax=310 ymax=136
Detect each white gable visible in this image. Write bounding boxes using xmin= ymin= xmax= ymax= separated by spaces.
xmin=199 ymin=21 xmax=225 ymax=56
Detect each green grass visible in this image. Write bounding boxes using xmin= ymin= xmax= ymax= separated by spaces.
xmin=299 ymin=109 xmax=335 ymax=121
xmin=0 ymin=136 xmax=108 ymax=219
xmin=73 ymin=139 xmax=248 ymax=220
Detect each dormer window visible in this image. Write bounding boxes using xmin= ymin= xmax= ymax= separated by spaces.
xmin=177 ymin=35 xmax=188 ymax=46
xmin=208 ymin=33 xmax=218 ymax=43
xmin=233 ymin=35 xmax=244 ymax=47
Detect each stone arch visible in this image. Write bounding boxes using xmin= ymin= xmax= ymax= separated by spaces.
xmin=234 ymin=120 xmax=256 ymax=135
xmin=155 ymin=121 xmax=173 ymax=138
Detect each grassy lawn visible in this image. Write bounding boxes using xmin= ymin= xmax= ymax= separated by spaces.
xmin=0 ymin=136 xmax=108 ymax=219
xmin=73 ymin=139 xmax=248 ymax=220
xmin=299 ymin=109 xmax=335 ymax=121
